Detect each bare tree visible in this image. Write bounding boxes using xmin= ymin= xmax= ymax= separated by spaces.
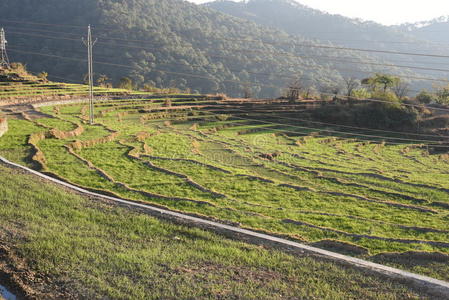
xmin=319 ymin=83 xmax=334 ymax=94
xmin=392 ymin=81 xmax=410 ymax=100
xmin=303 ymin=85 xmax=318 ymax=99
xmin=330 ymin=85 xmax=341 ymax=97
xmin=243 ymin=84 xmax=252 ymax=99
xmin=97 ymin=74 xmax=110 ymax=88
xmin=318 ymin=83 xmax=341 ymax=100
xmin=287 ymin=78 xmax=303 ymax=103
xmin=344 ymin=77 xmax=359 ymax=98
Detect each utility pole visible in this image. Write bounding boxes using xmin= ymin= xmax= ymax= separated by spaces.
xmin=0 ymin=28 xmax=10 ymax=69
xmin=82 ymin=25 xmax=97 ymax=125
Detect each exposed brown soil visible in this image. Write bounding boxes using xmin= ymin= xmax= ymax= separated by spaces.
xmin=283 ymin=219 xmax=449 ymax=248
xmin=311 ymin=239 xmax=369 ymax=256
xmin=0 ymin=237 xmax=74 ymax=299
xmin=372 ymin=251 xmax=449 ymax=264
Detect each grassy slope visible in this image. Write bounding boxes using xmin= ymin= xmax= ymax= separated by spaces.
xmin=0 ymin=164 xmax=431 ymax=300
xmin=0 ymin=95 xmax=448 ymax=281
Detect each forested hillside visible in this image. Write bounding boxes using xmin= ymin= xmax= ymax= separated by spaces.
xmin=206 ymin=0 xmax=449 ymax=89
xmin=0 ymin=0 xmax=417 ymax=97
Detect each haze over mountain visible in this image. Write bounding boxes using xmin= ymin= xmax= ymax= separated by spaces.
xmin=205 ymin=0 xmax=416 ymax=46
xmin=396 ymin=16 xmax=449 ymax=44
xmin=206 ymin=0 xmax=449 ymax=89
xmin=196 ymin=0 xmax=449 ymax=25
xmin=0 ymin=0 xmax=443 ymax=97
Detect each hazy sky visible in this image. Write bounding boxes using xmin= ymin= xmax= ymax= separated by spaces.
xmin=187 ymin=0 xmax=449 ymax=25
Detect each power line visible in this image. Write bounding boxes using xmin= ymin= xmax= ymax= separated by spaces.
xmin=5 ymin=46 xmax=449 ymax=112
xmin=8 ymin=47 xmax=87 ymax=62
xmin=0 ymin=19 xmax=88 ymax=29
xmin=6 ymin=40 xmax=449 ymax=113
xmin=7 ymin=30 xmax=82 ymax=42
xmin=6 ymin=23 xmax=449 ymax=70
xmin=220 ymin=107 xmax=446 ymax=139
xmin=307 ymin=36 xmax=449 ymax=47
xmin=3 ymin=92 xmax=448 ymax=146
xmin=7 ymin=45 xmax=448 ymax=95
xmin=6 ymin=25 xmax=449 ymax=75
xmin=171 ymin=108 xmax=449 ymax=145
xmin=93 ymin=98 xmax=448 ymax=139
xmin=120 ymin=104 xmax=449 ymax=145
xmin=4 ymin=18 xmax=449 ymax=50
xmin=81 ymin=98 xmax=449 ymax=145
xmin=7 ymin=31 xmax=449 ymax=86
xmin=9 ymin=41 xmax=119 ymax=61
xmin=0 ymin=26 xmax=82 ymax=37
xmin=2 ymin=28 xmax=449 ymax=71
xmin=2 ymin=71 xmax=447 ymax=144
xmin=218 ymin=36 xmax=449 ymax=59
xmin=2 ymin=22 xmax=448 ymax=143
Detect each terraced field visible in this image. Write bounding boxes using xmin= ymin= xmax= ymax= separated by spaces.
xmin=0 ymin=164 xmax=434 ymax=299
xmin=1 ymin=95 xmax=448 ymax=281
xmin=0 ymin=65 xmax=128 ymax=102
xmin=0 ymin=81 xmax=126 ymax=100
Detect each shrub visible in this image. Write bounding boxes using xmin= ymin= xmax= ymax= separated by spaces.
xmin=216 ymin=114 xmax=230 ymax=121
xmin=10 ymin=63 xmax=27 ymax=75
xmin=37 ymin=71 xmax=49 ymax=81
xmin=117 ymin=77 xmax=134 ymax=90
xmin=311 ymin=101 xmax=419 ymax=130
xmin=436 ymin=87 xmax=449 ymax=105
xmin=143 ymin=83 xmax=160 ymax=93
xmin=416 ymin=91 xmax=437 ymax=104
xmin=352 ymin=88 xmax=371 ymax=99
xmin=371 ymin=91 xmax=399 ymax=103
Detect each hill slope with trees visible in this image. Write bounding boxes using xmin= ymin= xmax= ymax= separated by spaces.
xmin=0 ymin=0 xmax=420 ymax=97
xmin=206 ymin=0 xmax=449 ymax=90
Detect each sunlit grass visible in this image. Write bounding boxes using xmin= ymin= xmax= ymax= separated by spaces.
xmin=1 ymin=99 xmax=448 ymax=281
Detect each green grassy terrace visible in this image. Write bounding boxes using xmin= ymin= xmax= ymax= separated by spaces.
xmin=0 ymin=65 xmax=128 ymax=100
xmin=1 ymin=164 xmax=434 ymax=299
xmin=0 ymin=81 xmax=128 ymax=99
xmin=0 ymin=94 xmax=448 ymax=282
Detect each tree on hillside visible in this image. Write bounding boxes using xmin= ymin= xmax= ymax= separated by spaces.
xmin=286 ymin=78 xmax=304 ymax=103
xmin=243 ymin=83 xmax=253 ymax=99
xmin=374 ymin=74 xmax=399 ymax=92
xmin=352 ymin=88 xmax=371 ymax=99
xmin=344 ymin=77 xmax=359 ymax=98
xmin=361 ymin=74 xmax=400 ymax=102
xmin=302 ymin=85 xmax=318 ymax=100
xmin=318 ymin=81 xmax=342 ymax=99
xmin=416 ymin=90 xmax=436 ymax=104
xmin=362 ymin=74 xmax=399 ymax=92
xmin=117 ymin=77 xmax=134 ymax=90
xmin=435 ymin=85 xmax=449 ymax=105
xmin=1 ymin=0 xmax=423 ymax=98
xmin=97 ymin=74 xmax=111 ymax=88
xmin=37 ymin=71 xmax=48 ymax=82
xmin=392 ymin=80 xmax=410 ymax=100
xmin=361 ymin=77 xmax=376 ymax=91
